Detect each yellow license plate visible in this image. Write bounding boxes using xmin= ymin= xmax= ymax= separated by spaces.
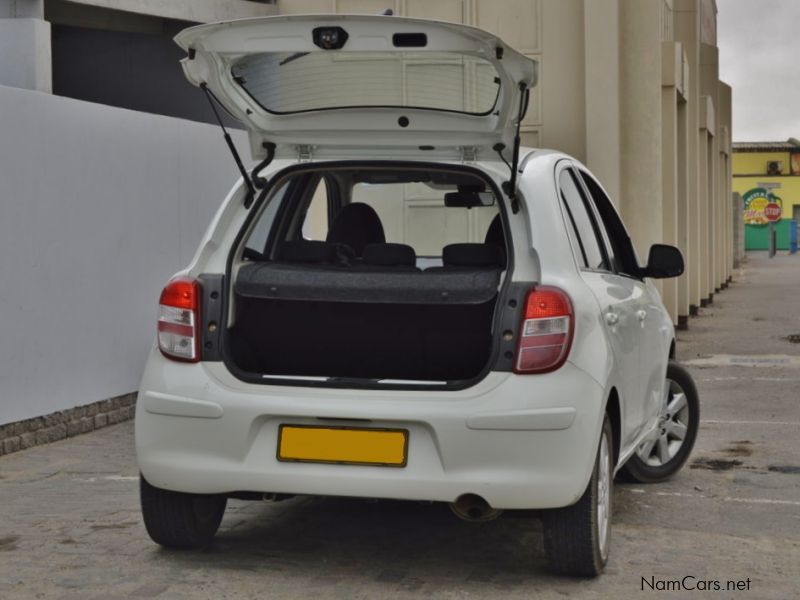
xmin=277 ymin=425 xmax=408 ymax=467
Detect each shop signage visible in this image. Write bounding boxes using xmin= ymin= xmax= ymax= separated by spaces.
xmin=743 ymin=187 xmax=782 ymax=225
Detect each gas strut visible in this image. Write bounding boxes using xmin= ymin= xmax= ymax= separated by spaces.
xmin=499 ymin=81 xmax=530 ymax=214
xmin=200 ymin=83 xmax=259 ymax=208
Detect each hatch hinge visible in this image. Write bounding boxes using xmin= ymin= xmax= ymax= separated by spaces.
xmin=297 ymin=144 xmax=314 ymax=162
xmin=460 ymin=146 xmax=478 ymax=163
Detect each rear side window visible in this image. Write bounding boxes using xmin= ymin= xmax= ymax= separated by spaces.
xmin=301 ymin=178 xmax=330 ymax=241
xmin=559 ymin=170 xmax=608 ymax=271
xmin=578 ymin=171 xmax=641 ymax=277
xmin=244 ymin=180 xmax=290 ymax=257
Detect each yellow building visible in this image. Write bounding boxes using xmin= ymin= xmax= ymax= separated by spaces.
xmin=732 ymin=139 xmax=800 ymax=250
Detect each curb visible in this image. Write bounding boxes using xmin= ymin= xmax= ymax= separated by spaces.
xmin=0 ymin=393 xmax=137 ymax=457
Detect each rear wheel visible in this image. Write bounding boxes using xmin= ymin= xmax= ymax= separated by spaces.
xmin=140 ymin=475 xmax=227 ymax=549
xmin=620 ymin=361 xmax=699 ymax=483
xmin=542 ymin=415 xmax=613 ymax=577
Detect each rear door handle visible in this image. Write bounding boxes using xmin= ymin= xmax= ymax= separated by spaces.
xmin=605 ymin=312 xmax=619 ymax=326
xmin=636 ymin=309 xmax=647 ymax=322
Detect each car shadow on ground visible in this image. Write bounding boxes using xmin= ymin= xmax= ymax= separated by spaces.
xmin=154 ymin=495 xmax=562 ymax=583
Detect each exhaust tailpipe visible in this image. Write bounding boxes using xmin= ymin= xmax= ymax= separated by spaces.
xmin=450 ymin=494 xmax=503 ymax=522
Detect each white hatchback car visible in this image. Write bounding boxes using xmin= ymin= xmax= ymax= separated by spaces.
xmin=136 ymin=15 xmax=699 ymax=577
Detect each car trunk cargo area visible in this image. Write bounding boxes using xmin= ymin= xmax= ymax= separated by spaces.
xmin=227 ymin=264 xmax=501 ymax=382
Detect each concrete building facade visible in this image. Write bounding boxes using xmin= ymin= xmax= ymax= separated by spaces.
xmin=0 ymin=0 xmax=734 ymax=430
xmin=276 ymin=0 xmax=734 ymax=326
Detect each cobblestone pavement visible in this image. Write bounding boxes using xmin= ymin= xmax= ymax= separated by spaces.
xmin=1 ymin=253 xmax=799 ymax=599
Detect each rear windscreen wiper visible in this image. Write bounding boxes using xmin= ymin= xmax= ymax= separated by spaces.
xmin=279 ymin=52 xmax=309 ymax=66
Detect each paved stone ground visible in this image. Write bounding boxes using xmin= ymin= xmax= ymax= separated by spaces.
xmin=1 ymin=253 xmax=799 ymax=599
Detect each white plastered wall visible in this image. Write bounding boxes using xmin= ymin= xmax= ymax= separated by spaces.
xmin=0 ymin=85 xmax=247 ymax=424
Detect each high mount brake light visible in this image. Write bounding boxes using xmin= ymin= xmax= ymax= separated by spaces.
xmin=157 ymin=277 xmax=201 ymax=362
xmin=514 ymin=286 xmax=574 ymax=374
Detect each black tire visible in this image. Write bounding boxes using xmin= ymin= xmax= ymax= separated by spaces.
xmin=140 ymin=475 xmax=227 ymax=549
xmin=542 ymin=415 xmax=613 ymax=577
xmin=619 ymin=361 xmax=699 ymax=484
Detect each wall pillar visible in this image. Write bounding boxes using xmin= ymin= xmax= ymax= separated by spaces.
xmin=717 ymin=82 xmax=733 ymax=281
xmin=618 ymin=0 xmax=663 ymax=260
xmin=541 ymin=0 xmax=586 ymax=162
xmin=661 ymin=41 xmax=684 ymax=325
xmin=674 ymin=1 xmax=701 ymax=315
xmin=0 ymin=18 xmax=51 ymax=92
xmin=700 ymin=42 xmax=721 ymax=297
xmin=718 ymin=134 xmax=727 ymax=285
xmin=698 ymin=94 xmax=714 ymax=305
xmin=584 ymin=0 xmax=621 ymax=204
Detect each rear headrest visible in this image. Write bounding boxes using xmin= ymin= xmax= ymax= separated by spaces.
xmin=363 ymin=243 xmax=416 ymax=267
xmin=442 ymin=243 xmax=504 ymax=268
xmin=276 ymin=240 xmax=353 ymax=265
xmin=326 ymin=203 xmax=386 ymax=256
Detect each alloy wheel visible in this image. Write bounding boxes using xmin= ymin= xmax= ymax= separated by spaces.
xmin=597 ymin=430 xmax=611 ymax=560
xmin=636 ymin=378 xmax=690 ymax=467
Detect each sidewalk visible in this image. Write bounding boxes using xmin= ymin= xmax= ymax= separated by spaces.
xmin=0 ymin=252 xmax=798 ymax=599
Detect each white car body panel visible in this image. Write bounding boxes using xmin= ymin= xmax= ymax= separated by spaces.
xmin=137 ymin=345 xmax=605 ymax=509
xmin=136 ymin=150 xmax=675 ymax=509
xmin=136 ymin=15 xmax=676 ymax=512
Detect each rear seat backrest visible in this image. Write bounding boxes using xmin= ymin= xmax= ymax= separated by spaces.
xmin=362 ymin=243 xmax=418 ymax=270
xmin=276 ymin=240 xmax=354 ymax=266
xmin=442 ymin=243 xmax=505 ymax=269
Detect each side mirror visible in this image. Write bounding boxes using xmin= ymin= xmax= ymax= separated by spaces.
xmin=642 ymin=244 xmax=684 ymax=279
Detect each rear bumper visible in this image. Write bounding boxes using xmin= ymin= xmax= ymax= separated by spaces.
xmin=135 ymin=348 xmax=606 ymax=509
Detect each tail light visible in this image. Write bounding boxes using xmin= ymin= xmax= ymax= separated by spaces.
xmin=157 ymin=277 xmax=200 ymax=362
xmin=514 ymin=286 xmax=574 ymax=373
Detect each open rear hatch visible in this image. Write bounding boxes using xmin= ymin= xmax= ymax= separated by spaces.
xmin=175 ymin=14 xmax=537 ymax=160
xmin=174 ymin=18 xmax=537 ymax=386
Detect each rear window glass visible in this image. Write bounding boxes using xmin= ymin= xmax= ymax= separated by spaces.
xmin=353 ymin=181 xmax=498 ymax=257
xmin=241 ymin=169 xmax=502 ymax=267
xmin=231 ymin=51 xmax=501 ymax=115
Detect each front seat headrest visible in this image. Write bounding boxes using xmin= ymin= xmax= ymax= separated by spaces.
xmin=326 ymin=203 xmax=386 ymax=257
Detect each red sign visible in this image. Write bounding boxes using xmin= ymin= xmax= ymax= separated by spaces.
xmin=764 ymin=203 xmax=782 ymax=222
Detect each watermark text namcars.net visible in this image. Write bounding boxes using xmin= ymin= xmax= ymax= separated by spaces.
xmin=642 ymin=576 xmax=752 ymax=592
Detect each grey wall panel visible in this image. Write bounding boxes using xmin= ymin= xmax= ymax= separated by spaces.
xmin=0 ymin=84 xmax=248 ymax=424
